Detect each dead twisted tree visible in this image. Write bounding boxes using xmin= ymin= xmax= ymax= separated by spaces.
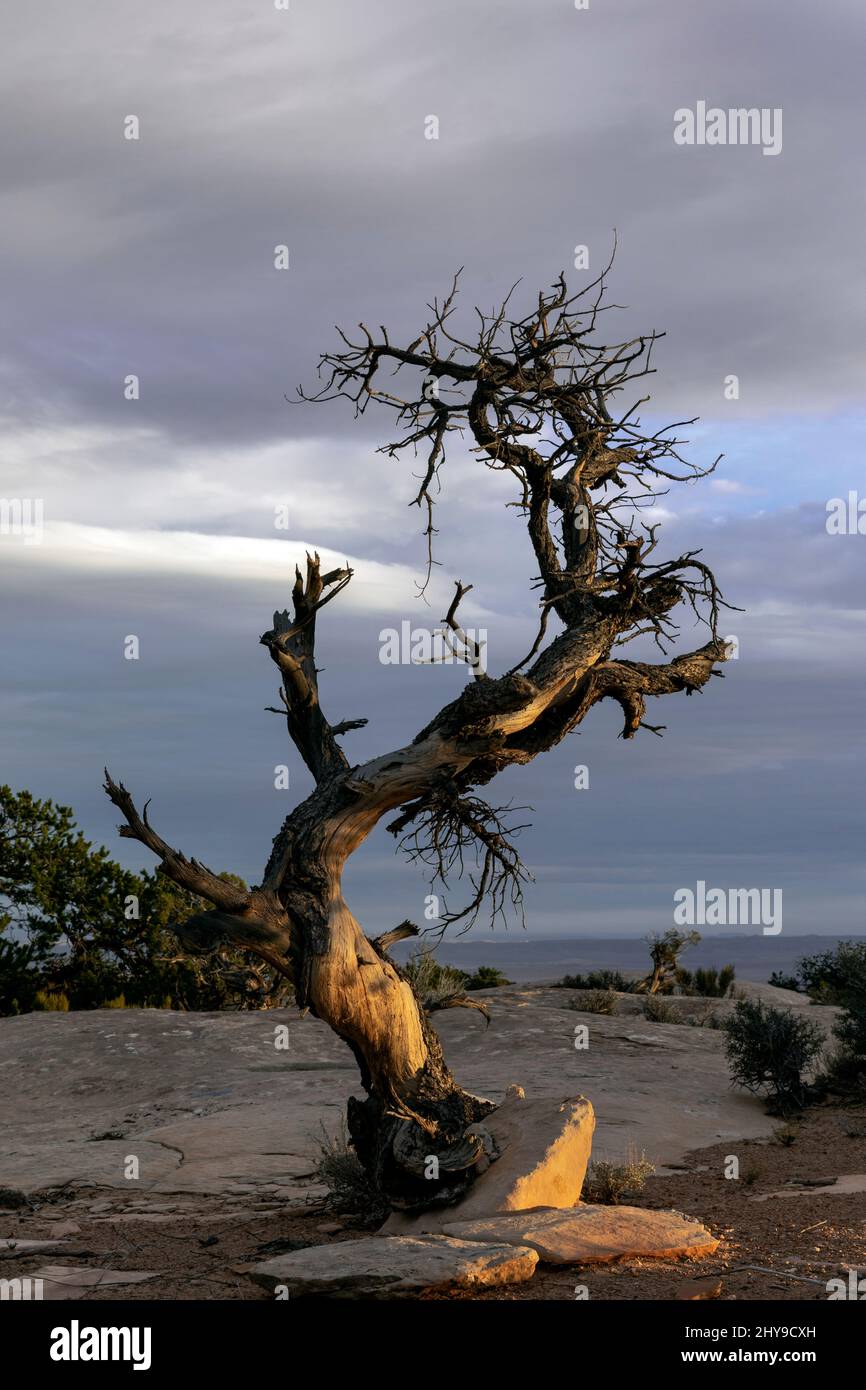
xmin=104 ymin=264 xmax=734 ymax=1212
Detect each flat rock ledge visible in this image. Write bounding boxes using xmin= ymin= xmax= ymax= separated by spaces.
xmin=246 ymin=1206 xmax=718 ymax=1299
xmin=249 ymin=1235 xmax=538 ymax=1299
xmin=438 ymin=1205 xmax=720 ymax=1265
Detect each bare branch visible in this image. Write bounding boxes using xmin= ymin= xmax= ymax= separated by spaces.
xmin=374 ymin=920 xmax=420 ymax=952
xmin=103 ymin=772 xmax=293 ymax=963
xmin=260 ymin=551 xmax=354 ymax=781
xmin=331 ymin=717 xmax=369 ymax=737
xmin=103 ymin=770 xmax=248 ymax=912
xmin=387 ymin=784 xmax=532 ymax=934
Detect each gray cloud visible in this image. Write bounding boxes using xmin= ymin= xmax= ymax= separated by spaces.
xmin=3 ymin=0 xmax=865 ymax=445
xmin=2 ymin=0 xmax=864 ymax=940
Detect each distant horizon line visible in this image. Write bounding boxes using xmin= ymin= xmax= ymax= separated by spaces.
xmin=417 ymin=932 xmax=865 ymax=943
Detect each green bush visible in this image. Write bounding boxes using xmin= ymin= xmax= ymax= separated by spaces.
xmin=583 ymin=1148 xmax=655 ymax=1205
xmin=643 ymin=995 xmax=676 ymax=1023
xmin=403 ymin=953 xmax=468 ymax=1010
xmin=0 ymin=785 xmax=287 ymax=1014
xmin=796 ymin=940 xmax=866 ymax=1005
xmin=462 ymin=965 xmax=512 ymax=990
xmin=768 ymin=971 xmax=801 ymax=992
xmin=723 ymin=999 xmax=824 ymax=1114
xmin=822 ymin=1047 xmax=866 ymax=1097
xmin=792 ymin=942 xmax=866 ymax=1094
xmin=404 ymin=954 xmax=512 ymax=1005
xmin=0 ymin=935 xmax=41 ymax=1014
xmin=827 ymin=950 xmax=866 ymax=1060
xmin=675 ymin=964 xmax=735 ymax=997
xmin=835 ymin=1005 xmax=866 ymax=1063
xmin=557 ymin=969 xmax=632 ymax=992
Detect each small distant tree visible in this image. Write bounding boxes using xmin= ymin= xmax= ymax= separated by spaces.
xmin=634 ymin=928 xmax=701 ymax=994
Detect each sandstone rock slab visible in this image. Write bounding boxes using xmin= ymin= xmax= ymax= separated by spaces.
xmin=438 ymin=1204 xmax=719 ymax=1264
xmin=383 ymin=1092 xmax=594 ymax=1234
xmin=249 ymin=1234 xmax=538 ymax=1298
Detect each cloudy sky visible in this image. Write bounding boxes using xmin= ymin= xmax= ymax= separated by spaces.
xmin=2 ymin=0 xmax=865 ymax=941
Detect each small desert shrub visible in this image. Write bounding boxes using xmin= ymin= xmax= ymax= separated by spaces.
xmin=768 ymin=971 xmax=801 ymax=993
xmin=462 ymin=965 xmax=512 ymax=990
xmin=643 ymin=995 xmax=676 ymax=1023
xmin=557 ymin=969 xmax=632 ymax=992
xmin=797 ymin=940 xmax=866 ymax=1005
xmin=683 ymin=964 xmax=736 ymax=998
xmin=33 ymin=990 xmax=70 ymax=1011
xmin=583 ymin=1147 xmax=655 ymax=1205
xmin=802 ymin=944 xmax=866 ymax=1096
xmin=568 ymin=988 xmax=618 ymax=1016
xmin=0 ymin=1187 xmax=29 ymax=1208
xmin=833 ymin=993 xmax=866 ymax=1064
xmin=723 ymin=999 xmax=824 ymax=1114
xmin=312 ymin=1123 xmax=388 ymax=1226
xmin=686 ymin=1003 xmax=723 ymax=1029
xmin=404 ymin=953 xmax=468 ymax=1011
xmin=821 ymin=1046 xmax=866 ymax=1099
xmin=773 ymin=1124 xmax=798 ymax=1147
xmin=742 ymin=1162 xmax=763 ymax=1186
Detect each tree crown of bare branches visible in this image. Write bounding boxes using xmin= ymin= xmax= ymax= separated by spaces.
xmin=299 ymin=252 xmax=731 ymax=656
xmin=106 ymin=263 xmax=735 ymax=955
